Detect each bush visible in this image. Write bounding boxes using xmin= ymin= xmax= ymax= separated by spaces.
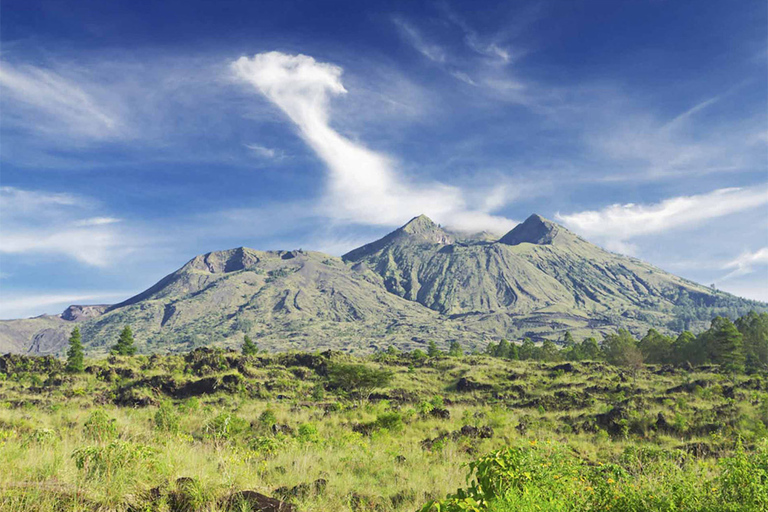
xmin=297 ymin=423 xmax=321 ymax=443
xmin=374 ymin=412 xmax=404 ymax=432
xmin=258 ymin=408 xmax=277 ymax=428
xmin=72 ymin=441 xmax=156 ymax=479
xmin=203 ymin=413 xmax=248 ymax=442
xmin=420 ymin=440 xmax=768 ymax=512
xmin=154 ymin=401 xmax=180 ymax=433
xmin=83 ymin=410 xmax=118 ymax=442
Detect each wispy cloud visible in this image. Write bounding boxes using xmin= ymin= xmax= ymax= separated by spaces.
xmin=722 ymin=247 xmax=768 ymax=280
xmin=0 ymin=62 xmax=125 ymax=141
xmin=231 ymin=51 xmax=515 ymax=233
xmin=392 ymin=18 xmax=447 ymax=63
xmin=245 ymin=143 xmax=284 ymax=159
xmin=0 ymin=187 xmax=130 ymax=266
xmin=556 ymin=186 xmax=768 ymax=254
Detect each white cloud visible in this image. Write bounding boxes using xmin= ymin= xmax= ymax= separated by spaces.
xmin=0 ymin=62 xmax=125 ymax=140
xmin=722 ymin=247 xmax=768 ymax=280
xmin=0 ymin=187 xmax=127 ymax=266
xmin=392 ymin=19 xmax=447 ymax=63
xmin=556 ymin=186 xmax=768 ymax=253
xmin=244 ymin=143 xmax=283 ymax=159
xmin=231 ymin=51 xmax=515 ymax=233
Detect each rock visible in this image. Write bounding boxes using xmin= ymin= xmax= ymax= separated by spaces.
xmin=654 ymin=412 xmax=672 ymax=433
xmin=429 ymin=407 xmax=450 ymax=419
xmin=274 ymin=479 xmax=327 ymax=501
xmin=594 ymin=406 xmax=630 ymax=436
xmin=271 ymin=423 xmax=294 ymax=436
xmin=552 ymin=363 xmax=576 ymax=373
xmin=221 ymin=490 xmax=296 ymax=511
xmin=456 ymin=377 xmax=492 ymax=392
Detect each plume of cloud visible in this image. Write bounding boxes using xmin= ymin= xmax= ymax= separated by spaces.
xmin=0 ymin=187 xmax=127 ymax=266
xmin=231 ymin=51 xmax=514 ymax=233
xmin=556 ymin=186 xmax=768 ymax=254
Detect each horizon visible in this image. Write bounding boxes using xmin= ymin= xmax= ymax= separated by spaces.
xmin=1 ymin=0 xmax=767 ymax=319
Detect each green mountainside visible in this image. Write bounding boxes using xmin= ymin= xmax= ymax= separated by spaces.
xmin=1 ymin=214 xmax=765 ymax=356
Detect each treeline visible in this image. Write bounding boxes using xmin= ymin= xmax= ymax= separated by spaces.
xmin=486 ymin=311 xmax=768 ymax=373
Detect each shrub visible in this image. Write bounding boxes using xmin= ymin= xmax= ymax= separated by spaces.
xmin=258 ymin=408 xmax=277 ymax=428
xmin=374 ymin=412 xmax=404 ymax=432
xmin=297 ymin=423 xmax=320 ymax=443
xmin=83 ymin=410 xmax=118 ymax=442
xmin=203 ymin=413 xmax=248 ymax=442
xmin=154 ymin=401 xmax=180 ymax=433
xmin=72 ymin=441 xmax=156 ymax=479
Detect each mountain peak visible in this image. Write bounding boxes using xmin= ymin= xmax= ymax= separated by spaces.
xmin=343 ymin=214 xmax=453 ymax=261
xmin=499 ymin=214 xmax=573 ymax=246
xmin=400 ymin=214 xmax=438 ymax=234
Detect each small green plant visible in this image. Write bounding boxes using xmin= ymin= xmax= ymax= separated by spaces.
xmin=203 ymin=413 xmax=247 ymax=442
xmin=83 ymin=410 xmax=118 ymax=442
xmin=154 ymin=401 xmax=180 ymax=433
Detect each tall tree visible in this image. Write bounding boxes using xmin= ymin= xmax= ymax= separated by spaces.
xmin=638 ymin=329 xmax=673 ymax=364
xmin=708 ymin=317 xmax=745 ymax=373
xmin=735 ymin=311 xmax=768 ymax=369
xmin=448 ymin=340 xmax=463 ymax=357
xmin=111 ymin=326 xmax=137 ymax=356
xmin=427 ymin=341 xmax=441 ymax=358
xmin=65 ymin=327 xmax=84 ymax=373
xmin=602 ymin=330 xmax=643 ymax=370
xmin=242 ymin=335 xmax=258 ymax=356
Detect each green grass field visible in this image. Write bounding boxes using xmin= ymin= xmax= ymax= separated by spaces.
xmin=0 ymin=349 xmax=766 ymax=511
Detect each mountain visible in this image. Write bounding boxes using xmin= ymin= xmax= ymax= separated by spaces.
xmin=1 ymin=214 xmax=765 ymax=356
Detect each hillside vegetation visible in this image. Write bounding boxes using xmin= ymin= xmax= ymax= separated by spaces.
xmin=1 ymin=215 xmax=764 ymax=357
xmin=1 ymin=332 xmax=766 ymax=511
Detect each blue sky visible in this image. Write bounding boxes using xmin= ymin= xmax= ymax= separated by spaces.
xmin=1 ymin=0 xmax=767 ymax=318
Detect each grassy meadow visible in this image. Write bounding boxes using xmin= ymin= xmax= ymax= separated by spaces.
xmin=0 ymin=348 xmax=766 ymax=511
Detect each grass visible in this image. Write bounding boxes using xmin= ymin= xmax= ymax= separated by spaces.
xmin=0 ymin=349 xmax=766 ymax=511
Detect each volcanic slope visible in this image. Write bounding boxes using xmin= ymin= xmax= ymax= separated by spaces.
xmin=1 ymin=214 xmax=764 ymax=355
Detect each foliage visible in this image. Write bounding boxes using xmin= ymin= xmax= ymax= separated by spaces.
xmin=153 ymin=401 xmax=180 ymax=433
xmin=241 ymin=334 xmax=258 ymax=356
xmin=83 ymin=410 xmax=118 ymax=442
xmin=110 ymin=326 xmax=137 ymax=356
xmin=421 ymin=441 xmax=768 ymax=512
xmin=65 ymin=327 xmax=84 ymax=373
xmin=326 ymin=362 xmax=392 ymax=399
xmin=72 ymin=441 xmax=156 ymax=479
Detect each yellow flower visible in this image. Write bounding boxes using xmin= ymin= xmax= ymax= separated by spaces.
xmin=607 ymin=478 xmax=615 ymax=484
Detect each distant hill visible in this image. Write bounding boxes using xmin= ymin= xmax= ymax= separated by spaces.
xmin=1 ymin=214 xmax=765 ymax=355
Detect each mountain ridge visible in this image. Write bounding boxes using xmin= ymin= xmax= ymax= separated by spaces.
xmin=1 ymin=214 xmax=765 ymax=356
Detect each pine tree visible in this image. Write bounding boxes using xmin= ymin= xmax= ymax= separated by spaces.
xmin=65 ymin=327 xmax=84 ymax=373
xmin=562 ymin=331 xmax=575 ymax=346
xmin=111 ymin=326 xmax=137 ymax=356
xmin=427 ymin=341 xmax=441 ymax=357
xmin=448 ymin=340 xmax=463 ymax=357
xmin=708 ymin=317 xmax=745 ymax=373
xmin=242 ymin=335 xmax=258 ymax=356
